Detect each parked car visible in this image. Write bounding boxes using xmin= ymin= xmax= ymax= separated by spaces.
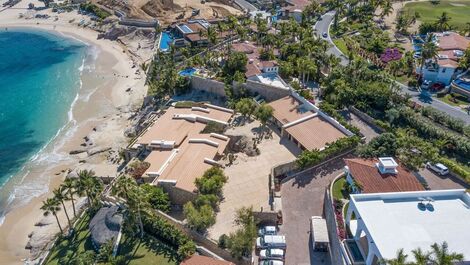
xmin=426 ymin=162 xmax=449 ymax=176
xmin=258 ymin=226 xmax=277 ymax=236
xmin=259 ymin=248 xmax=285 ymax=260
xmin=256 ymin=235 xmax=287 ymax=249
xmin=259 ymin=260 xmax=284 ymax=265
xmin=322 ymin=32 xmax=328 ymax=38
xmin=421 ymin=80 xmax=432 ymax=89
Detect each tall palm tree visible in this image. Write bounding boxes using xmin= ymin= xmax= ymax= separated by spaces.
xmin=112 ymin=176 xmax=136 ymax=201
xmin=436 ymin=12 xmax=451 ymax=31
xmin=382 ymin=249 xmax=410 ymax=265
xmin=62 ymin=178 xmax=77 ymax=217
xmin=77 ymin=170 xmax=103 ymax=208
xmin=430 ymin=242 xmax=464 ymax=265
xmin=411 ymin=248 xmax=431 ymax=265
xmin=418 ymin=33 xmax=439 ymax=78
xmin=380 ymin=0 xmax=393 ymax=20
xmin=41 ymin=198 xmax=63 ymax=234
xmin=53 ymin=187 xmax=72 ymax=229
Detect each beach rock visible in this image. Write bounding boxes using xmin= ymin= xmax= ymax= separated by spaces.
xmin=69 ymin=149 xmax=86 ymax=155
xmin=124 ymin=127 xmax=136 ymax=137
xmin=66 ymin=171 xmax=79 ymax=179
xmin=87 ymin=147 xmax=112 ymax=156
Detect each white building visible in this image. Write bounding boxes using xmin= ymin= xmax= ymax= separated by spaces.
xmin=419 ymin=32 xmax=470 ymax=86
xmin=343 ymin=190 xmax=470 ymax=265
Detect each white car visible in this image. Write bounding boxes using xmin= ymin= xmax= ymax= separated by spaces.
xmin=259 ymin=248 xmax=285 ymax=260
xmin=426 ymin=162 xmax=449 ymax=176
xmin=256 ymin=235 xmax=286 ymax=249
xmin=259 ymin=260 xmax=284 ymax=265
xmin=258 ymin=226 xmax=277 ymax=236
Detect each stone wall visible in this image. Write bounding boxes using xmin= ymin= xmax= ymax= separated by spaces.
xmin=324 ymin=189 xmax=347 ymax=265
xmin=348 ymin=106 xmax=386 ymax=133
xmin=240 ymin=80 xmax=290 ymax=102
xmin=271 ymin=160 xmax=298 ymax=178
xmin=159 ymin=183 xmax=198 ymax=206
xmin=119 ymin=19 xmax=158 ymax=28
xmin=190 ymin=76 xmax=227 ymax=97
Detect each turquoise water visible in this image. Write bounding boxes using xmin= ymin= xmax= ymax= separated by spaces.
xmin=0 ymin=29 xmax=86 ymax=191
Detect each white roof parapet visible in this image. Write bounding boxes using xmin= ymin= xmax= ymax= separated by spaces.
xmin=210 ymin=133 xmax=229 ymax=141
xmin=150 ymin=140 xmax=175 ymax=149
xmin=149 ymin=149 xmax=179 ymax=183
xmin=204 ymin=157 xmax=222 ymax=167
xmin=173 ymin=114 xmax=229 ymax=126
xmin=282 ymin=113 xmax=318 ymax=129
xmin=204 ymin=103 xmax=235 ymax=114
xmin=188 ymin=138 xmax=220 ymax=147
xmin=191 ymin=107 xmax=211 ymax=113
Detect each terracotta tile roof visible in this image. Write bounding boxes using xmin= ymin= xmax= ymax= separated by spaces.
xmin=181 ymin=255 xmax=235 ymax=265
xmin=245 ymin=63 xmax=262 ymax=77
xmin=268 ymin=95 xmax=314 ymax=124
xmin=345 ymin=158 xmax=425 ymax=193
xmin=438 ymin=32 xmax=470 ymax=51
xmin=232 ymin=42 xmax=257 ymax=54
xmin=285 ymin=116 xmax=347 ymax=150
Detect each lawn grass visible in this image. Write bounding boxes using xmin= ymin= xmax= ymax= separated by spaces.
xmin=333 ymin=38 xmax=348 ymax=56
xmin=438 ymin=93 xmax=470 ymax=108
xmin=332 ymin=177 xmax=349 ymax=200
xmin=117 ymin=234 xmax=178 ymax=265
xmin=45 ymin=214 xmax=94 ymax=265
xmin=403 ymin=0 xmax=470 ymax=30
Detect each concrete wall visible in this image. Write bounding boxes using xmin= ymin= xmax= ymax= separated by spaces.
xmin=119 ymin=19 xmax=158 ymax=28
xmin=190 ymin=76 xmax=227 ymax=97
xmin=272 ymin=160 xmax=298 ymax=178
xmin=324 ymin=189 xmax=347 ymax=265
xmin=348 ymin=106 xmax=386 ymax=133
xmin=159 ymin=183 xmax=198 ymax=206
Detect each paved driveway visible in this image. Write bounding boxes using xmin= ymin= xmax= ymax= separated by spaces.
xmin=416 ymin=168 xmax=469 ymax=190
xmin=314 ymin=11 xmax=348 ymax=66
xmin=280 ymin=158 xmax=347 ymax=265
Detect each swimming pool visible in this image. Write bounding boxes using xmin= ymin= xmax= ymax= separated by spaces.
xmin=454 ymin=79 xmax=470 ymax=91
xmin=179 ymin=68 xmax=197 ymax=77
xmin=159 ymin=31 xmax=174 ymax=52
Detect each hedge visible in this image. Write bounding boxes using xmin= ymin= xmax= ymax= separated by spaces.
xmin=438 ymin=157 xmax=470 ymax=183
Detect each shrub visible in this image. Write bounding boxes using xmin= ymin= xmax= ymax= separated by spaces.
xmin=201 ymin=121 xmax=225 ymax=134
xmin=380 ymin=48 xmax=402 ymax=63
xmin=218 ymin=234 xmax=229 ymax=249
xmin=183 ymin=202 xmax=216 ymax=232
xmin=142 ymin=212 xmax=196 ymax=261
xmin=195 ymin=167 xmax=228 ymax=196
xmin=140 ymin=184 xmax=171 ymax=212
xmin=226 ymin=207 xmax=257 ymax=259
xmin=128 ymin=161 xmax=150 ymax=179
xmin=174 ymin=101 xmax=204 ymax=108
xmin=438 ymin=158 xmax=470 ymax=182
xmin=79 ymin=3 xmax=110 ymax=20
xmin=296 ymin=136 xmax=361 ymax=169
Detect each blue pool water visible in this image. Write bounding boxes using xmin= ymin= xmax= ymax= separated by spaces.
xmin=0 ymin=29 xmax=86 ymax=215
xmin=159 ymin=31 xmax=174 ymax=51
xmin=454 ymin=79 xmax=470 ymax=91
xmin=179 ymin=68 xmax=197 ymax=77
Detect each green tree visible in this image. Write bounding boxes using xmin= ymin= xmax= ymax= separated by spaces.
xmin=223 ymin=51 xmax=248 ymax=78
xmin=69 ymin=250 xmax=96 ymax=265
xmin=254 ymin=103 xmax=274 ymax=127
xmin=40 ymin=198 xmax=63 ymax=234
xmin=435 ymin=12 xmax=451 ymax=31
xmin=226 ymin=207 xmax=257 ymax=259
xmin=140 ymin=184 xmax=170 ymax=212
xmin=77 ymin=170 xmax=103 ymax=208
xmin=96 ymin=239 xmax=114 ymax=263
xmin=412 ymin=248 xmax=431 ymax=265
xmin=195 ymin=167 xmax=228 ymax=197
xmin=235 ymin=98 xmax=257 ymax=119
xmin=183 ymin=202 xmax=216 ymax=232
xmin=382 ymin=249 xmax=410 ymax=265
xmin=62 ymin=178 xmax=77 ymax=217
xmin=430 ymin=242 xmax=464 ymax=265
xmin=418 ymin=33 xmax=439 ymax=79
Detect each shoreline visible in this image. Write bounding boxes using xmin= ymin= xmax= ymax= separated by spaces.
xmin=0 ymin=3 xmax=148 ymax=264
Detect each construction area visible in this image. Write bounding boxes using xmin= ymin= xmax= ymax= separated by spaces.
xmin=96 ymin=0 xmax=242 ymax=25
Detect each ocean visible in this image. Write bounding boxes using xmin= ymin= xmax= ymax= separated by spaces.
xmin=0 ymin=29 xmax=87 ymax=221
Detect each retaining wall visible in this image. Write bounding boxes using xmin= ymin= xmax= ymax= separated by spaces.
xmin=239 ymin=80 xmax=290 ymax=102
xmin=190 ymin=76 xmax=227 ymax=97
xmin=324 ymin=189 xmax=347 ymax=265
xmin=348 ymin=106 xmax=386 ymax=133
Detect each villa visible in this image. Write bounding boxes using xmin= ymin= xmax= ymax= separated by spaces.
xmin=170 ymin=19 xmax=235 ymax=48
xmin=344 ymin=157 xmax=424 ymax=194
xmin=418 ymin=32 xmax=469 ymax=86
xmin=268 ymin=92 xmax=353 ymax=151
xmin=343 ymin=189 xmax=470 ymax=265
xmin=133 ymin=103 xmax=234 ymax=204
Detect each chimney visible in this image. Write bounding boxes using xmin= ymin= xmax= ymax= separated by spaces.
xmin=376 ymin=157 xmax=398 ymax=175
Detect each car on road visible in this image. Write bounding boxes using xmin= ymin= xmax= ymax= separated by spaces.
xmin=426 ymin=162 xmax=449 ymax=176
xmin=421 ymin=80 xmax=432 ymax=89
xmin=256 ymin=235 xmax=286 ymax=249
xmin=258 ymin=226 xmax=277 ymax=236
xmin=259 ymin=260 xmax=284 ymax=265
xmin=322 ymin=32 xmax=328 ymax=38
xmin=259 ymin=248 xmax=285 ymax=260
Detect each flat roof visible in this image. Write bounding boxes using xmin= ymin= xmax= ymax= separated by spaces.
xmin=268 ymin=95 xmax=314 ymax=124
xmin=285 ymin=116 xmax=347 ymax=150
xmin=350 ymin=190 xmax=470 ymax=261
xmin=137 ymin=105 xmax=232 ymax=146
xmin=155 ymin=133 xmax=229 ymax=192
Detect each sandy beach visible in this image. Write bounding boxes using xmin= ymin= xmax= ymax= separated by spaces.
xmin=0 ymin=1 xmax=149 ymax=264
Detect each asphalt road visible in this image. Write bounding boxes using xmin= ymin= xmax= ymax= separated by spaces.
xmin=314 ymin=11 xmax=470 ymax=124
xmin=314 ymin=11 xmax=348 ymax=66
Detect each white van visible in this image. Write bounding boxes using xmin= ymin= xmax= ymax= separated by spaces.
xmin=258 ymin=226 xmax=277 ymax=236
xmin=426 ymin=162 xmax=449 ymax=176
xmin=256 ymin=235 xmax=286 ymax=249
xmin=259 ymin=248 xmax=285 ymax=260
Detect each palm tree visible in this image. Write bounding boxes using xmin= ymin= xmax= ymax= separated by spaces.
xmin=53 ymin=187 xmax=72 ymax=229
xmin=418 ymin=33 xmax=439 ymax=79
xmin=462 ymin=22 xmax=470 ymax=37
xmin=435 ymin=12 xmax=451 ymax=31
xmin=112 ymin=176 xmax=137 ymax=201
xmin=411 ymin=248 xmax=431 ymax=265
xmin=382 ymin=249 xmax=410 ymax=265
xmin=62 ymin=178 xmax=77 ymax=217
xmin=41 ymin=198 xmax=63 ymax=234
xmin=430 ymin=242 xmax=464 ymax=265
xmin=380 ymin=0 xmax=393 ymax=20
xmin=77 ymin=170 xmax=103 ymax=208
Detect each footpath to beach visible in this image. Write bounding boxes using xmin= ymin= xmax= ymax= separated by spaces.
xmin=0 ymin=1 xmax=150 ymax=264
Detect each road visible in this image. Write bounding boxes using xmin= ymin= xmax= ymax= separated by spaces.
xmin=314 ymin=11 xmax=348 ymax=66
xmin=233 ymin=0 xmax=258 ymax=12
xmin=314 ymin=11 xmax=470 ymax=124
